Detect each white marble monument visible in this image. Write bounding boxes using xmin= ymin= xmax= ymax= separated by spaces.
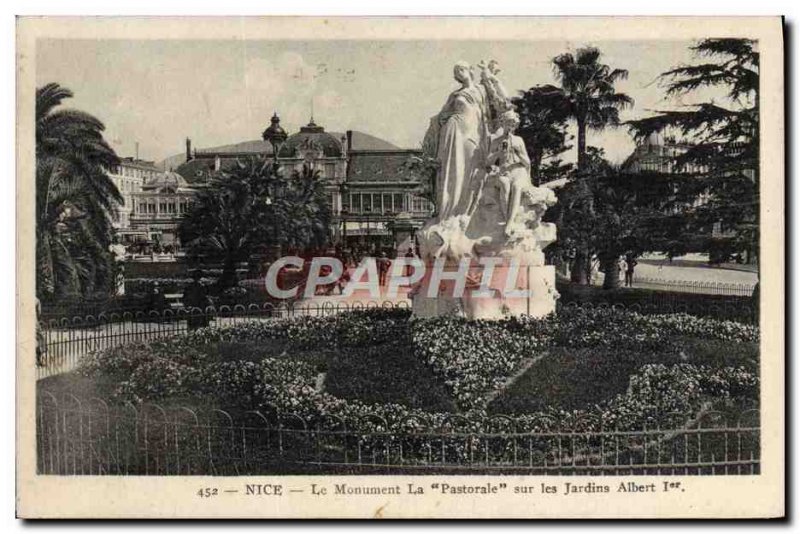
xmin=411 ymin=60 xmax=559 ymax=320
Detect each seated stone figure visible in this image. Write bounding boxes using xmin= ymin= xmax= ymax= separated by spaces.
xmin=484 ymin=110 xmax=535 ymax=236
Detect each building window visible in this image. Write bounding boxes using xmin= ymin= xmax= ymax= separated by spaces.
xmin=324 ymin=163 xmax=336 ymax=178
xmin=410 ymin=195 xmax=432 ymax=214
xmin=351 ymin=193 xmax=361 ymax=213
xmin=393 ymin=193 xmax=405 ymax=212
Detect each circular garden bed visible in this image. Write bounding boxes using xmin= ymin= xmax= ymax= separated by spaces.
xmin=68 ymin=307 xmax=759 ymax=434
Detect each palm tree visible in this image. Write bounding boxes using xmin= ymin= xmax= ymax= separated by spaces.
xmin=36 ymin=83 xmax=121 ymax=299
xmin=552 ymin=47 xmax=633 ymax=284
xmin=552 ymin=47 xmax=633 ymax=172
xmin=180 ymin=157 xmax=281 ymax=290
xmin=285 ymin=164 xmax=333 ymax=250
xmin=179 ymin=159 xmax=333 ymax=291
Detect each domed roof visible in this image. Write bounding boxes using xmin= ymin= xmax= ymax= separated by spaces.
xmin=644 ymin=131 xmax=664 ymax=147
xmin=144 ymin=171 xmax=190 ymax=191
xmin=278 ymin=120 xmax=343 ymax=158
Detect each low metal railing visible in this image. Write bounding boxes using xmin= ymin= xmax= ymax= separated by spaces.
xmin=631 ymin=277 xmax=756 ymax=297
xmin=35 ymin=301 xmax=407 ymax=379
xmin=36 ymin=391 xmax=760 ymax=476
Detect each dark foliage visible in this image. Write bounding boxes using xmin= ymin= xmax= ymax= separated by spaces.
xmin=36 ymin=83 xmax=121 ymax=300
xmin=626 ymin=39 xmax=759 ymax=261
xmin=179 ymin=158 xmax=332 ymax=289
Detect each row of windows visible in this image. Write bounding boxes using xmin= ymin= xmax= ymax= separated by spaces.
xmin=134 ymin=200 xmax=191 ymax=215
xmin=636 ymin=161 xmax=706 ymax=174
xmin=342 ymin=193 xmax=433 ymax=215
xmin=112 ymin=166 xmax=159 ymax=181
xmin=113 ymin=178 xmax=142 ymax=194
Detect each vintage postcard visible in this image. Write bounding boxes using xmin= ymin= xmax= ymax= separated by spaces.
xmin=16 ymin=16 xmax=784 ymax=519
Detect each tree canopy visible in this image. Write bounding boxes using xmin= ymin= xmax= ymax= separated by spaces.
xmin=512 ymin=84 xmax=573 ymax=184
xmin=627 ymin=38 xmax=759 ymax=262
xmin=36 ymin=83 xmax=121 ymax=300
xmin=552 ymin=47 xmax=634 ymax=172
xmin=179 ymin=158 xmax=332 ymax=289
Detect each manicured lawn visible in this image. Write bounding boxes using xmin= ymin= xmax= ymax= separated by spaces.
xmin=488 ymin=336 xmax=758 ymax=415
xmin=39 ymin=335 xmax=457 ymax=414
xmin=324 ymin=339 xmax=456 ymax=412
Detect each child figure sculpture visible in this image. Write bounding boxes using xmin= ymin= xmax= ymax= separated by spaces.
xmin=485 ymin=110 xmax=533 ymax=237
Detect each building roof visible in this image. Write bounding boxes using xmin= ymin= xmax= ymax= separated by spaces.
xmin=174 ymin=159 xmax=210 ymax=184
xmin=172 ymin=121 xmax=411 ymax=185
xmin=118 ymin=157 xmax=160 ymax=171
xmin=195 ymin=140 xmax=275 ymax=156
xmin=174 ymin=130 xmax=399 ymax=162
xmin=347 ymin=150 xmax=423 ymax=184
xmin=278 ymin=121 xmax=344 ymax=158
xmin=337 ymin=131 xmax=399 ymax=151
xmin=142 ymin=170 xmax=191 ymax=191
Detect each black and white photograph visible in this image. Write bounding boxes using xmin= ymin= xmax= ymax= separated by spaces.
xmin=15 ymin=15 xmax=784 ymax=519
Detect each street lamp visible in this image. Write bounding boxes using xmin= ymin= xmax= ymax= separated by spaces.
xmin=339 ymin=182 xmax=349 ymax=247
xmin=262 ymin=112 xmax=287 ymax=163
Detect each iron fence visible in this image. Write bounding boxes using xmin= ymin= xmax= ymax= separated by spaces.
xmin=631 ymin=277 xmax=756 ymax=297
xmin=35 ymin=301 xmax=408 ymax=379
xmin=36 ymin=391 xmax=760 ymax=476
xmin=35 ymin=299 xmax=757 ymax=379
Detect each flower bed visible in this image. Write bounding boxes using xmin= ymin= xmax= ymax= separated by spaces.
xmin=412 ymin=307 xmax=758 ymax=410
xmin=77 ymin=307 xmax=759 ymax=435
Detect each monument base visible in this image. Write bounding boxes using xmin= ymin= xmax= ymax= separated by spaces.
xmin=411 ymin=264 xmax=558 ymax=320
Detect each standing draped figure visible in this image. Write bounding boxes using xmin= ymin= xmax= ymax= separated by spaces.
xmin=422 ymin=61 xmax=490 ymax=222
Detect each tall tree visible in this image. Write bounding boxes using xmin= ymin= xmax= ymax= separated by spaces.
xmin=592 ymin=169 xmax=679 ymax=289
xmin=179 ymin=158 xmax=332 ymax=290
xmin=36 ymin=83 xmax=121 ymax=300
xmin=627 ymin=38 xmax=759 ymax=263
xmin=551 ymin=147 xmax=677 ymax=289
xmin=283 ymin=164 xmax=334 ymax=251
xmin=552 ymin=47 xmax=634 ymax=172
xmin=512 ymin=84 xmax=573 ymax=184
xmin=551 ymin=47 xmax=633 ymax=284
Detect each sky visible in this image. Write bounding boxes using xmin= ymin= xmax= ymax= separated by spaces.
xmin=35 ymin=38 xmax=725 ymax=166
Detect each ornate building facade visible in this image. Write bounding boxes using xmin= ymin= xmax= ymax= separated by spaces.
xmin=175 ymin=114 xmax=432 ymax=252
xmin=622 ymin=131 xmax=707 ymax=175
xmin=128 ymin=172 xmax=198 ymax=249
xmin=108 ymin=157 xmax=162 ymax=240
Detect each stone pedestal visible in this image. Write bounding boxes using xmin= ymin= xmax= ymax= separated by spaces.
xmin=410 ymin=260 xmax=557 ymax=320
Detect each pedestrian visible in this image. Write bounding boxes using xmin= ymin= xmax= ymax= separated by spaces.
xmin=336 ymin=268 xmax=351 ymax=295
xmin=149 ymin=282 xmax=167 ymax=311
xmin=184 ymin=269 xmax=211 ymax=330
xmin=35 ymin=297 xmax=46 ymax=367
xmin=625 ymin=254 xmax=638 ymax=287
xmin=377 ymin=251 xmax=391 ymax=287
xmin=404 ymin=246 xmax=416 ymax=278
